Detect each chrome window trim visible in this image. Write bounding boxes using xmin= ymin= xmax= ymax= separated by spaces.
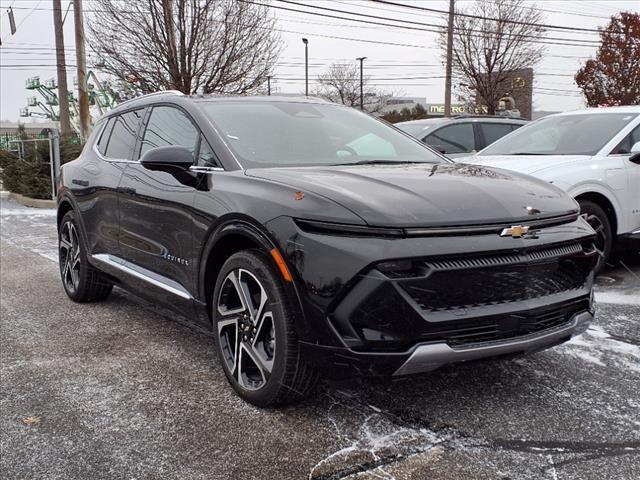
xmin=190 ymin=165 xmax=225 ymax=173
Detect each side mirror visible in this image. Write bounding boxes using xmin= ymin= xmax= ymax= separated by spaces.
xmin=629 ymin=141 xmax=640 ymax=165
xmin=140 ymin=146 xmax=193 ymax=171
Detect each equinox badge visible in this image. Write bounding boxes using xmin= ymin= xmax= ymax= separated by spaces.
xmin=500 ymin=225 xmax=530 ymax=238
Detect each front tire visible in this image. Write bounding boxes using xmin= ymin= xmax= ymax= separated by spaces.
xmin=213 ymin=250 xmax=317 ymax=407
xmin=579 ymin=200 xmax=613 ymax=274
xmin=58 ymin=211 xmax=113 ymax=302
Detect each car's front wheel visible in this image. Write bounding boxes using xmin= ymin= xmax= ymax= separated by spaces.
xmin=579 ymin=200 xmax=613 ymax=274
xmin=58 ymin=211 xmax=113 ymax=302
xmin=213 ymin=250 xmax=317 ymax=407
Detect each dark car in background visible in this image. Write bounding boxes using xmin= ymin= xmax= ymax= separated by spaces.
xmin=397 ymin=116 xmax=528 ymax=158
xmin=57 ymin=92 xmax=596 ymax=406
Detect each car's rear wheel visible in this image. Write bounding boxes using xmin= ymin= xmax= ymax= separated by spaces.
xmin=579 ymin=200 xmax=613 ymax=274
xmin=213 ymin=250 xmax=317 ymax=407
xmin=59 ymin=211 xmax=113 ymax=302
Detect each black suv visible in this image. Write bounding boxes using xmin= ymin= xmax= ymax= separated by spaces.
xmin=57 ymin=92 xmax=596 ymax=406
xmin=397 ymin=116 xmax=527 ymax=158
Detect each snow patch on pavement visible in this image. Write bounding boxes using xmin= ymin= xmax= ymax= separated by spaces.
xmin=559 ymin=325 xmax=640 ymax=373
xmin=595 ymin=290 xmax=640 ymax=306
xmin=0 ymin=208 xmax=56 ymax=217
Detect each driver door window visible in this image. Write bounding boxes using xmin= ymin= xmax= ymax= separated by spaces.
xmin=139 ymin=106 xmax=199 ymax=161
xmin=610 ymin=125 xmax=640 ymax=155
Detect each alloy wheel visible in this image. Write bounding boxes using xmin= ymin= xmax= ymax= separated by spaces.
xmin=584 ymin=213 xmax=607 ymax=261
xmin=59 ymin=221 xmax=81 ymax=292
xmin=217 ymin=269 xmax=276 ymax=391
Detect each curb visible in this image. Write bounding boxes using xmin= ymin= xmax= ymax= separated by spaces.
xmin=8 ymin=192 xmax=56 ymax=209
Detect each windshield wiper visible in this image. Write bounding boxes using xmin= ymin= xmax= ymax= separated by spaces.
xmin=333 ymin=160 xmax=427 ymax=166
xmin=507 ymin=152 xmax=550 ymax=156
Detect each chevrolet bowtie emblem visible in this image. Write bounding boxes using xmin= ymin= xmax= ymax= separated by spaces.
xmin=500 ymin=225 xmax=530 ymax=238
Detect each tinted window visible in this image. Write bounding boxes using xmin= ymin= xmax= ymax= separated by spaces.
xmin=480 ymin=123 xmax=514 ymax=147
xmin=140 ymin=106 xmax=199 ymax=159
xmin=480 ymin=113 xmax=639 ymax=156
xmin=96 ymin=117 xmax=115 ymax=156
xmin=198 ymin=101 xmax=443 ymax=168
xmin=611 ymin=125 xmax=640 ymax=154
xmin=104 ymin=110 xmax=143 ymax=160
xmin=198 ymin=135 xmax=220 ymax=168
xmin=425 ymin=123 xmax=474 ymax=154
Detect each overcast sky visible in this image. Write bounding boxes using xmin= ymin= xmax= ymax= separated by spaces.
xmin=0 ymin=0 xmax=637 ymax=122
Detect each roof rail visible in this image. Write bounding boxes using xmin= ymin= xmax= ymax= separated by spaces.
xmin=450 ymin=114 xmax=523 ymax=120
xmin=114 ymin=90 xmax=184 ymax=109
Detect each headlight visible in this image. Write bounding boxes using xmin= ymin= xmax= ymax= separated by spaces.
xmin=294 ymin=218 xmax=405 ymax=238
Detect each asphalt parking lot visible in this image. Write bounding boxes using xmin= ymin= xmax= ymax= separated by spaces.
xmin=1 ymin=192 xmax=639 ymax=480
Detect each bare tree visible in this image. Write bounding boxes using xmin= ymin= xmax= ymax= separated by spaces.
xmin=442 ymin=0 xmax=546 ymax=115
xmin=88 ymin=0 xmax=281 ymax=95
xmin=313 ymin=62 xmax=391 ymax=114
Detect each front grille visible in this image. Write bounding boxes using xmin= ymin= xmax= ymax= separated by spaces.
xmin=333 ymin=242 xmax=594 ymax=352
xmin=397 ymin=243 xmax=591 ymax=313
xmin=418 ymin=299 xmax=587 ymax=347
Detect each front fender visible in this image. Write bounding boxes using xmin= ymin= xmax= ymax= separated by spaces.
xmin=196 ymin=215 xmax=310 ymax=338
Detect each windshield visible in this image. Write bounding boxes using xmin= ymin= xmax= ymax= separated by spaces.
xmin=479 ymin=113 xmax=638 ymax=156
xmin=198 ymin=101 xmax=444 ymax=168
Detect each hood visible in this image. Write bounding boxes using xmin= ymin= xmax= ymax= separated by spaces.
xmin=246 ymin=163 xmax=578 ymax=228
xmin=467 ymin=154 xmax=591 ymax=175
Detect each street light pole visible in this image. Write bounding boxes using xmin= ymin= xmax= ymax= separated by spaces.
xmin=302 ymin=38 xmax=309 ymax=96
xmin=356 ymin=57 xmax=367 ymax=111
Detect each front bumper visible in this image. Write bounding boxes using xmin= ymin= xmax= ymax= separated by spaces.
xmin=266 ymin=215 xmax=597 ymax=373
xmin=394 ymin=310 xmax=592 ymax=375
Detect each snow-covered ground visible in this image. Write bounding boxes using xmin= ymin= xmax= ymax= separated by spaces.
xmin=1 ymin=191 xmax=639 ymax=480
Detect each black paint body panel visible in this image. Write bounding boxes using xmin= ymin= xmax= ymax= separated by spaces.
xmin=57 ymin=95 xmax=596 ymax=375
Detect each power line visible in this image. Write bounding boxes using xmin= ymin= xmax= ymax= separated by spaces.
xmin=265 ymin=0 xmax=601 ymax=47
xmin=368 ymin=0 xmax=605 ymax=34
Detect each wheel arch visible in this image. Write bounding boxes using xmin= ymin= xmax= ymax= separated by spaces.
xmin=198 ymin=216 xmax=303 ymax=326
xmin=57 ymin=198 xmax=74 ymax=231
xmin=574 ymin=191 xmax=618 ymax=236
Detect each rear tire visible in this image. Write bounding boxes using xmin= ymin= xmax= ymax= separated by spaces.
xmin=58 ymin=211 xmax=113 ymax=302
xmin=579 ymin=200 xmax=613 ymax=274
xmin=212 ymin=249 xmax=317 ymax=407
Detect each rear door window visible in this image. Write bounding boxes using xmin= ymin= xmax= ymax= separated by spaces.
xmin=479 ymin=123 xmax=515 ymax=148
xmin=96 ymin=117 xmax=115 ymax=156
xmin=425 ymin=123 xmax=475 ymax=154
xmin=104 ymin=110 xmax=144 ymax=160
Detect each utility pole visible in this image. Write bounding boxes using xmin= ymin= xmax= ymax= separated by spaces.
xmin=356 ymin=57 xmax=366 ymax=111
xmin=52 ymin=0 xmax=71 ymax=136
xmin=267 ymin=76 xmax=271 ymax=96
xmin=302 ymin=38 xmax=309 ymax=96
xmin=444 ymin=0 xmax=455 ymax=117
xmin=73 ymin=0 xmax=90 ymax=140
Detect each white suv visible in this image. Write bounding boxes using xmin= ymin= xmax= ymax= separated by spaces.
xmin=463 ymin=106 xmax=640 ymax=272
